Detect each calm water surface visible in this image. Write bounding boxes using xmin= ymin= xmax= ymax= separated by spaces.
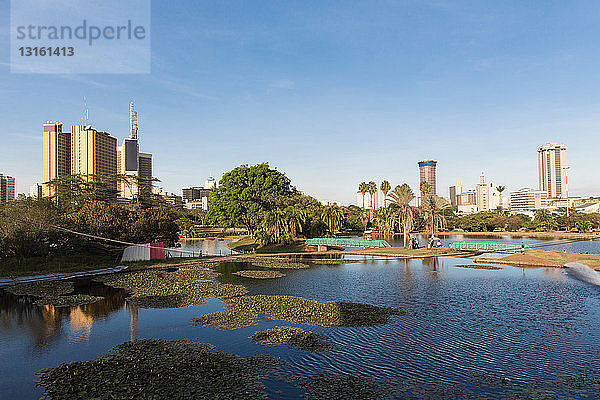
xmin=2 ymin=244 xmax=600 ymax=398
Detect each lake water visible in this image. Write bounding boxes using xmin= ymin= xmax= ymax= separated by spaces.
xmin=2 ymin=243 xmax=600 ymax=398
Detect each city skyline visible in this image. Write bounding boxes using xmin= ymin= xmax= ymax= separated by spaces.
xmin=2 ymin=2 xmax=600 ymax=203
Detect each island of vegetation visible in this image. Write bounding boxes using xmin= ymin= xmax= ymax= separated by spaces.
xmin=192 ymin=294 xmax=403 ymax=329
xmin=36 ymin=339 xmax=280 ymax=400
xmin=251 ymin=326 xmax=335 ymax=352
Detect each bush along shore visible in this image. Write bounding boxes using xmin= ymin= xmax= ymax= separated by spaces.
xmin=95 ymin=269 xmax=248 ymax=308
xmin=36 ymin=339 xmax=280 ymax=400
xmin=251 ymin=326 xmax=335 ymax=352
xmin=192 ymin=294 xmax=404 ymax=329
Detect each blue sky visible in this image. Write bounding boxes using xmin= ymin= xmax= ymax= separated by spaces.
xmin=2 ymin=0 xmax=600 ymax=204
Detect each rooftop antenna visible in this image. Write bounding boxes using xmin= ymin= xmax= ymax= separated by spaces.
xmin=82 ymin=97 xmax=89 ymax=126
xmin=130 ymin=101 xmax=138 ymax=139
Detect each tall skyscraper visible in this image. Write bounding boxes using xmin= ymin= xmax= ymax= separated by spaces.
xmin=418 ymin=160 xmax=437 ymax=202
xmin=449 ymin=181 xmax=462 ymax=206
xmin=138 ymin=152 xmax=153 ymax=198
xmin=0 ymin=174 xmax=15 ymax=203
xmin=71 ymin=125 xmax=118 ymax=180
xmin=117 ymin=102 xmax=153 ymax=200
xmin=537 ymin=142 xmax=567 ymax=199
xmin=42 ymin=122 xmax=71 ymax=197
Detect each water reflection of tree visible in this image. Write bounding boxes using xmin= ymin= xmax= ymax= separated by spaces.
xmin=422 ymin=257 xmax=441 ymax=272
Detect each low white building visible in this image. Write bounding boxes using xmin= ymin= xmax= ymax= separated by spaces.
xmin=509 ymin=188 xmax=548 ymax=213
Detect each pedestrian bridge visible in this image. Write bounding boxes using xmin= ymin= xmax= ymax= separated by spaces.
xmin=305 ymin=238 xmax=391 ymax=249
xmin=449 ymin=241 xmax=524 ymax=253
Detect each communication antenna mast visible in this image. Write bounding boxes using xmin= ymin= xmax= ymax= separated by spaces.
xmin=82 ymin=97 xmax=89 ymax=126
xmin=130 ymin=101 xmax=138 ymax=139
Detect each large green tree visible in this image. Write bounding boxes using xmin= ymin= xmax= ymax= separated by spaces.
xmin=207 ymin=163 xmax=295 ymax=235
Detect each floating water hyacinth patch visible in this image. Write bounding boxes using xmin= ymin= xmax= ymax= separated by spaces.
xmin=233 ymin=270 xmax=285 ymax=279
xmin=193 ymin=295 xmax=403 ymax=329
xmin=35 ymin=294 xmax=104 ymax=307
xmin=251 ymin=326 xmax=335 ymax=352
xmin=96 ymin=269 xmax=248 ymax=308
xmin=454 ymin=264 xmax=502 ymax=270
xmin=5 ymin=280 xmax=74 ymax=297
xmin=36 ymin=339 xmax=279 ymax=400
xmin=247 ymin=257 xmax=309 ymax=269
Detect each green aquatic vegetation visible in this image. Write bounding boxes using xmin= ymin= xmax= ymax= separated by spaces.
xmin=36 ymin=339 xmax=279 ymax=400
xmin=194 ymin=310 xmax=260 ymax=330
xmin=249 ymin=258 xmax=309 ymax=269
xmin=96 ymin=269 xmax=248 ymax=308
xmin=251 ymin=326 xmax=335 ymax=352
xmin=454 ymin=264 xmax=502 ymax=270
xmin=5 ymin=280 xmax=74 ymax=297
xmin=233 ymin=270 xmax=285 ymax=279
xmin=193 ymin=295 xmax=403 ymax=329
xmin=35 ymin=294 xmax=104 ymax=307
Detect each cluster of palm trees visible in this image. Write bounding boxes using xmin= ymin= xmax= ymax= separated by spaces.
xmin=357 ymin=180 xmax=450 ymax=247
xmin=257 ymin=206 xmax=308 ymax=245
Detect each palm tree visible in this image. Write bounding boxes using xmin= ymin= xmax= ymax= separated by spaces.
xmin=361 ymin=209 xmax=370 ymax=231
xmin=380 ymin=180 xmax=391 ymax=205
xmin=386 ymin=184 xmax=418 ymax=247
xmin=420 ymin=181 xmax=432 ymax=205
xmin=284 ymin=206 xmax=306 ymax=238
xmin=262 ymin=210 xmax=287 ymax=243
xmin=367 ymin=181 xmax=377 ymax=221
xmin=358 ymin=182 xmax=368 ymax=209
xmin=321 ymin=205 xmax=344 ymax=237
xmin=422 ymin=195 xmax=450 ymax=239
xmin=374 ymin=206 xmax=394 ymax=237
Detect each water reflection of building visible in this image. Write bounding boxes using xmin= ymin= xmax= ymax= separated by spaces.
xmin=126 ymin=301 xmax=139 ymax=341
xmin=68 ymin=306 xmax=94 ymax=343
xmin=0 ymin=284 xmax=130 ymax=350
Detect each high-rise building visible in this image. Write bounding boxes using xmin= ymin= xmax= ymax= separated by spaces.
xmin=43 ymin=122 xmax=71 ymax=197
xmin=138 ymin=152 xmax=153 ymax=198
xmin=537 ymin=142 xmax=567 ymax=200
xmin=71 ymin=125 xmax=118 ymax=178
xmin=29 ymin=183 xmax=42 ymax=199
xmin=476 ymin=174 xmax=501 ymax=212
xmin=510 ymin=188 xmax=549 ymax=212
xmin=449 ymin=181 xmax=462 ymax=206
xmin=0 ymin=174 xmax=15 ymax=203
xmin=418 ymin=160 xmax=437 ymax=203
xmin=117 ymin=102 xmax=153 ymax=200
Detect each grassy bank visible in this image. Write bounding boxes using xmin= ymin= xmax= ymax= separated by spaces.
xmin=228 ymin=236 xmax=307 ymax=254
xmin=474 ymin=249 xmax=600 ymax=270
